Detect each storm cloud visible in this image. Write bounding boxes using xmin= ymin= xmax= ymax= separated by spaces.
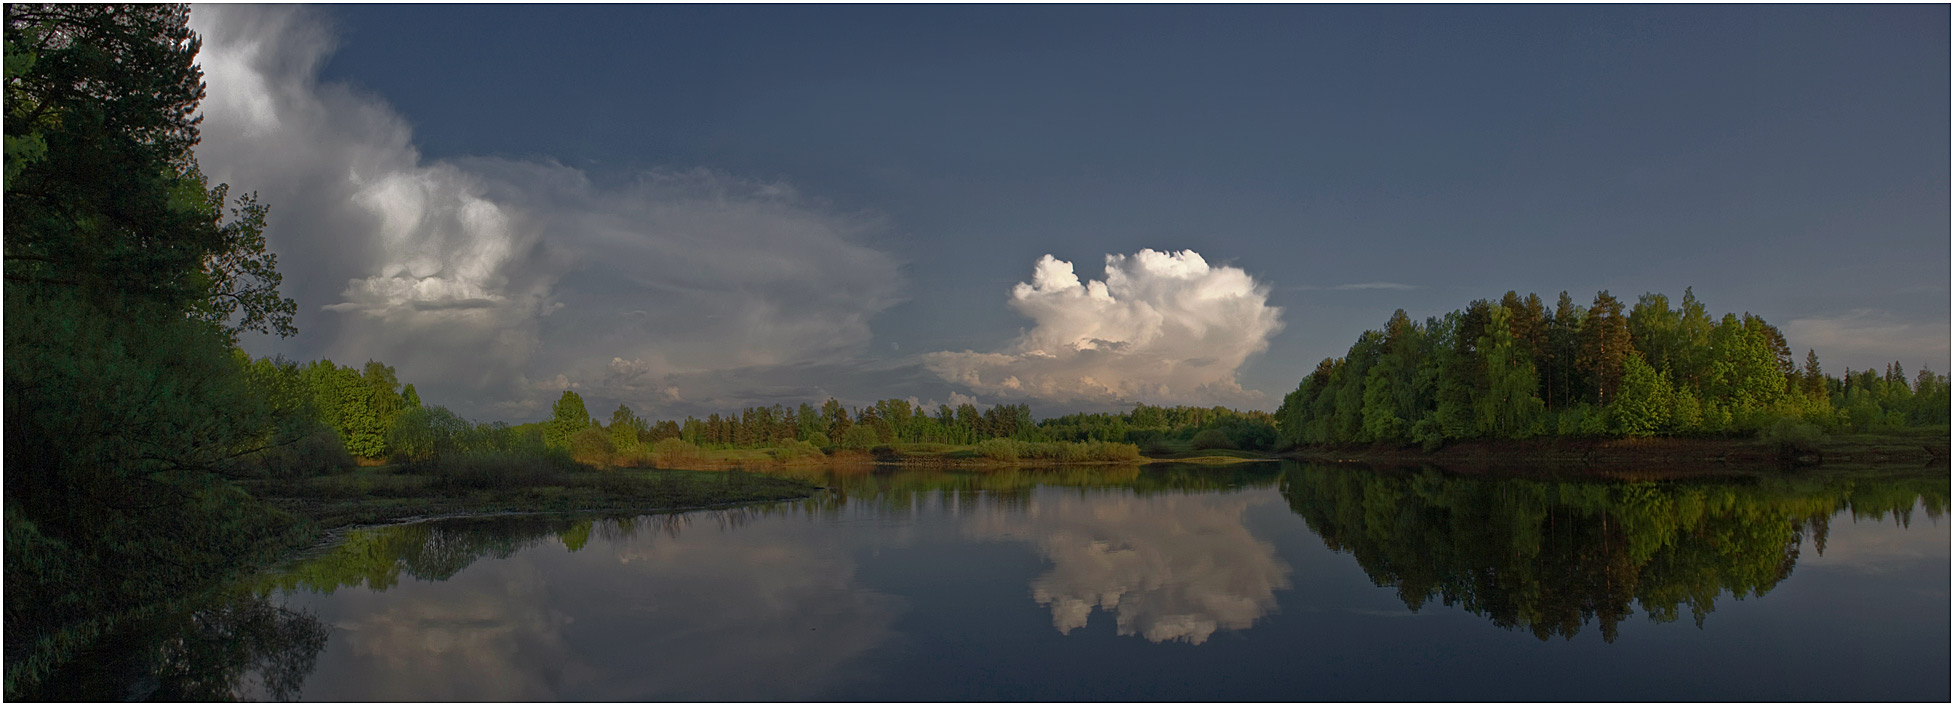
xmin=189 ymin=5 xmax=904 ymax=420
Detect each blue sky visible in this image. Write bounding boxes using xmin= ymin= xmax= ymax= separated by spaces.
xmin=191 ymin=4 xmax=1949 ymax=422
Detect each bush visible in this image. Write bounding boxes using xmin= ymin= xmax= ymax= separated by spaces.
xmin=651 ymin=438 xmax=704 ymax=467
xmin=419 ymin=449 xmax=579 ymax=491
xmin=804 ymin=431 xmax=831 ymax=448
xmin=839 ymin=424 xmax=881 ymax=451
xmin=974 ymin=438 xmax=1023 ymax=461
xmin=768 ymin=440 xmax=826 ymax=461
xmin=1759 ymin=417 xmax=1825 ymax=463
xmin=247 ymin=423 xmax=354 ymax=478
xmin=1190 ymin=428 xmax=1237 ymax=450
xmin=568 ymin=427 xmax=616 ymax=466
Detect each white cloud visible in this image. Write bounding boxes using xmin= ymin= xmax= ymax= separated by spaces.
xmin=922 ymin=249 xmax=1284 ymax=406
xmin=189 ymin=5 xmax=903 ymax=420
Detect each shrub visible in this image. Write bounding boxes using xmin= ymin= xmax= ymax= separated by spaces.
xmin=247 ymin=422 xmax=354 ymax=478
xmin=1760 ymin=417 xmax=1825 ymax=464
xmin=975 ymin=438 xmax=1023 ymax=461
xmin=768 ymin=440 xmax=826 ymax=461
xmin=420 ymin=449 xmax=579 ymax=491
xmin=1190 ymin=428 xmax=1237 ymax=450
xmin=651 ymin=438 xmax=704 ymax=467
xmin=839 ymin=424 xmax=881 ymax=451
xmin=804 ymin=431 xmax=831 ymax=448
xmin=568 ymin=427 xmax=616 ymax=466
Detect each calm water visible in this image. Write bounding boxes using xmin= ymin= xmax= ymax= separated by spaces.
xmin=76 ymin=462 xmax=1952 ymax=701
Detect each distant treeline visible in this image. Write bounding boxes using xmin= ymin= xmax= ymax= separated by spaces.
xmin=1277 ymin=289 xmax=1949 ymax=449
xmin=232 ymin=358 xmax=1284 ymax=466
xmin=527 ymin=394 xmax=1281 ymax=459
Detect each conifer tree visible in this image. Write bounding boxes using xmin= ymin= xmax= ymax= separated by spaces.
xmin=1578 ymin=291 xmax=1632 ymax=406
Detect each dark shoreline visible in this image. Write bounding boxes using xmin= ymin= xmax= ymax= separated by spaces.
xmin=1280 ymin=428 xmax=1949 ymax=477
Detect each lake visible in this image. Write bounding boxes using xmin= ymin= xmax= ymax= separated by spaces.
xmin=71 ymin=462 xmax=1951 ymax=701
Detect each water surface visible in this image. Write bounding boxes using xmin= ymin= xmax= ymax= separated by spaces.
xmin=92 ymin=462 xmax=1954 ymax=701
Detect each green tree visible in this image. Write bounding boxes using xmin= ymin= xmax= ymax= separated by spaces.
xmin=1545 ymin=292 xmax=1586 ymax=409
xmin=839 ymin=422 xmax=881 ymax=450
xmin=1474 ymin=306 xmax=1545 ymax=438
xmin=544 ymin=390 xmax=592 ymax=450
xmin=1578 ymin=291 xmax=1632 ymax=406
xmin=608 ymin=403 xmax=645 ymax=453
xmin=1612 ymin=353 xmax=1673 ymax=437
xmin=5 ymin=5 xmax=293 ymax=337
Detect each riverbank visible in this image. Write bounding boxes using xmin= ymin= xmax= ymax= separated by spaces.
xmin=1283 ymin=427 xmax=1949 ymax=476
xmin=246 ymin=466 xmax=820 ymax=533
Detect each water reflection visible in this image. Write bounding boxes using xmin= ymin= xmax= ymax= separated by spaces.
xmin=35 ymin=590 xmax=327 ymax=701
xmin=260 ymin=512 xmax=901 ymax=700
xmin=965 ymin=492 xmax=1292 ymax=644
xmin=1281 ymin=465 xmax=1949 ymax=641
xmin=44 ymin=463 xmax=1947 ymax=700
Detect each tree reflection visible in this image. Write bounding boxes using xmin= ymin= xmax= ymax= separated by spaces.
xmin=29 ymin=591 xmax=328 ymax=701
xmin=775 ymin=462 xmax=1284 ymax=516
xmin=1281 ymin=464 xmax=1948 ymax=641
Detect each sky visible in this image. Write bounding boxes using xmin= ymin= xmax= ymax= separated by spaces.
xmin=187 ymin=4 xmax=1950 ymax=423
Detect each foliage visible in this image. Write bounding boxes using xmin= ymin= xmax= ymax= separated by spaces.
xmin=568 ymin=427 xmax=616 ymax=465
xmin=839 ymin=422 xmax=882 ymax=451
xmin=543 ymin=390 xmax=592 ymax=450
xmin=651 ymin=438 xmax=706 ymax=467
xmin=1190 ymin=428 xmax=1236 ymax=450
xmin=1275 ymin=287 xmax=1945 ymax=446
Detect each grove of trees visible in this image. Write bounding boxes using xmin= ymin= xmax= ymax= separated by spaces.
xmin=1275 ymin=289 xmax=1949 ymax=449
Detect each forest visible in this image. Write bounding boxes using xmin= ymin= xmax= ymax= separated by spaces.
xmin=1276 ymin=289 xmax=1948 ymax=450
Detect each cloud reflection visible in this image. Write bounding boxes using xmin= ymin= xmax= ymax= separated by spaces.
xmin=289 ymin=513 xmax=902 ymax=700
xmin=965 ymin=490 xmax=1292 ymax=644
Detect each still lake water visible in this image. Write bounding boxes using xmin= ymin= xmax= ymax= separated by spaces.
xmin=105 ymin=462 xmax=1952 ymax=701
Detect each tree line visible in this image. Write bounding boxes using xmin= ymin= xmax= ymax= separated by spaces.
xmin=523 ymin=391 xmax=1283 ymax=462
xmin=1275 ymin=289 xmax=1949 ymax=449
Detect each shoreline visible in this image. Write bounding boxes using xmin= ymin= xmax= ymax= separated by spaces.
xmin=1279 ymin=429 xmax=1949 ymax=476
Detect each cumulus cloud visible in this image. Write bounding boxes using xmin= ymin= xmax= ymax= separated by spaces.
xmin=1780 ymin=309 xmax=1951 ymax=374
xmin=922 ymin=249 xmax=1283 ymax=406
xmin=189 ymin=5 xmax=903 ymax=420
xmin=963 ymin=490 xmax=1293 ymax=645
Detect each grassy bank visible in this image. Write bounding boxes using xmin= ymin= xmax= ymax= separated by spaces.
xmin=247 ymin=462 xmax=819 ymax=533
xmin=1284 ymin=427 xmax=1949 ymax=475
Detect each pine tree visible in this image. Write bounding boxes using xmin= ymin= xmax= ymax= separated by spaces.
xmin=1578 ymin=291 xmax=1632 ymax=406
